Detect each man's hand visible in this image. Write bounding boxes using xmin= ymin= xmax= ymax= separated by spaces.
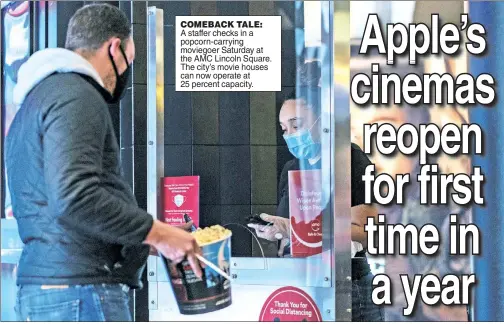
xmin=248 ymin=214 xmax=290 ymax=257
xmin=148 ymin=221 xmax=195 ymax=255
xmin=144 ymin=220 xmax=203 ymax=278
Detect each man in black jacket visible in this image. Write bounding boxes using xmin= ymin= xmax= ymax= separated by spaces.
xmin=6 ymin=4 xmax=201 ymax=321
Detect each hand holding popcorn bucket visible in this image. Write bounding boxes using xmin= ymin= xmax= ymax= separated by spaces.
xmin=160 ymin=225 xmax=233 ymax=315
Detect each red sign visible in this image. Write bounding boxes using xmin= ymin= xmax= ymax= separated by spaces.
xmin=259 ymin=286 xmax=322 ymax=322
xmin=162 ymin=176 xmax=200 ymax=227
xmin=288 ymin=170 xmax=323 ymax=257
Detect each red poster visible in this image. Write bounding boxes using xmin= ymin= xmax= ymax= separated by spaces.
xmin=162 ymin=176 xmax=200 ymax=227
xmin=259 ymin=286 xmax=322 ymax=322
xmin=288 ymin=170 xmax=323 ymax=258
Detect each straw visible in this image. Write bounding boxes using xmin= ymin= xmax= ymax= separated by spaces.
xmin=195 ymin=254 xmax=232 ymax=281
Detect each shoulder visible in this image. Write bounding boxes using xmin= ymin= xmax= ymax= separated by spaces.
xmin=279 ymin=158 xmax=298 ymax=188
xmin=45 ymin=73 xmax=106 ymax=99
xmin=35 ymin=73 xmax=108 ymax=116
xmin=350 ymin=143 xmax=372 ymax=206
xmin=280 ymin=158 xmax=299 ymax=177
xmin=39 ymin=73 xmax=99 ymax=94
xmin=351 ymin=143 xmax=372 ymax=170
xmin=350 ymin=143 xmax=372 ymax=186
xmin=351 ymin=143 xmax=369 ymax=161
xmin=283 ymin=158 xmax=299 ymax=171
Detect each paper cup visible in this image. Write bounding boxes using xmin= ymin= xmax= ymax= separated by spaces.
xmin=162 ymin=233 xmax=232 ymax=315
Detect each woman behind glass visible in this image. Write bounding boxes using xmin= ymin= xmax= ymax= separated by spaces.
xmin=248 ymin=85 xmax=384 ymax=322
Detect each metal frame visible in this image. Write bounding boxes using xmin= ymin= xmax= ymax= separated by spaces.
xmin=1 ymin=2 xmax=43 ymax=320
xmin=1 ymin=4 xmax=5 ymax=220
xmin=46 ymin=1 xmax=57 ymax=48
xmin=332 ymin=1 xmax=352 ymax=321
xmin=32 ymin=0 xmax=48 ymax=51
xmin=146 ymin=6 xmax=164 ymax=311
xmin=1 ymin=0 xmax=37 ymax=220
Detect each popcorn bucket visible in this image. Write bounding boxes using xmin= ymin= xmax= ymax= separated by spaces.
xmin=161 ymin=233 xmax=232 ymax=315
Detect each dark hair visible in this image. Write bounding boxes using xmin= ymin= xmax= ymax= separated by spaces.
xmin=65 ymin=4 xmax=131 ymax=52
xmin=297 ymin=61 xmax=321 ymax=88
xmin=283 ymin=86 xmax=321 ymax=118
xmin=280 ymin=60 xmax=322 ymax=117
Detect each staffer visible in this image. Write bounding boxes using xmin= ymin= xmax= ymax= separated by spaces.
xmin=6 ymin=4 xmax=201 ymax=322
xmin=248 ymin=86 xmax=383 ymax=322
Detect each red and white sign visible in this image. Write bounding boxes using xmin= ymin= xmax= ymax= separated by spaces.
xmin=162 ymin=176 xmax=200 ymax=227
xmin=259 ymin=286 xmax=322 ymax=322
xmin=288 ymin=170 xmax=323 ymax=258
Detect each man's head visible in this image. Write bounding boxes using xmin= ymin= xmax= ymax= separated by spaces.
xmin=65 ymin=4 xmax=134 ymax=99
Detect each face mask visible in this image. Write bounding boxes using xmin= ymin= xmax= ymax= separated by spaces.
xmin=283 ymin=117 xmax=321 ymax=160
xmin=107 ymin=44 xmax=131 ymax=104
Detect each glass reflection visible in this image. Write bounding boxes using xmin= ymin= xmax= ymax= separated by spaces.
xmin=2 ymin=1 xmax=31 ymax=219
xmin=246 ymin=2 xmax=329 ymax=262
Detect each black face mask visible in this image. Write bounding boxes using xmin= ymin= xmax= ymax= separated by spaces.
xmin=107 ymin=44 xmax=131 ymax=104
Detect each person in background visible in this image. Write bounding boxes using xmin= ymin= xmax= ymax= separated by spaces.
xmin=248 ymin=82 xmax=384 ymax=321
xmin=6 ymin=4 xmax=201 ymax=322
xmin=350 ymin=59 xmax=470 ymax=321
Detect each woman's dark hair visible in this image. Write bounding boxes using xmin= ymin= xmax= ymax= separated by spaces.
xmin=283 ymin=86 xmax=321 ymax=118
xmin=297 ymin=60 xmax=321 ymax=88
xmin=281 ymin=61 xmax=322 ymax=117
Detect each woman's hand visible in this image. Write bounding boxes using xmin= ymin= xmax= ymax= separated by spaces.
xmin=247 ymin=213 xmax=291 ymax=257
xmin=177 ymin=221 xmax=195 ymax=232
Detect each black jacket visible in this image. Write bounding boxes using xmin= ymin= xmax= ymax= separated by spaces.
xmin=6 ymin=71 xmax=153 ymax=288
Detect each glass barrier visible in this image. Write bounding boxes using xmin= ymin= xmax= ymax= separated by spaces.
xmin=150 ymin=2 xmax=336 ymax=289
xmin=146 ymin=1 xmax=342 ymax=321
xmin=1 ymin=1 xmax=31 ymax=219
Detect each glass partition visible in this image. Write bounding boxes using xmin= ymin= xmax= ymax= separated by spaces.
xmin=1 ymin=3 xmax=32 ymax=321
xmin=151 ymin=1 xmax=336 ymax=274
xmin=175 ymin=0 xmax=335 ymax=287
xmin=148 ymin=1 xmax=343 ymax=321
xmin=1 ymin=1 xmax=31 ymax=220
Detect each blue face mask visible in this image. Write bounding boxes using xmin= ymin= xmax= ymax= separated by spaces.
xmin=283 ymin=119 xmax=321 ymax=160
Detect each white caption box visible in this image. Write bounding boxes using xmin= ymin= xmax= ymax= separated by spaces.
xmin=175 ymin=16 xmax=281 ymax=92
